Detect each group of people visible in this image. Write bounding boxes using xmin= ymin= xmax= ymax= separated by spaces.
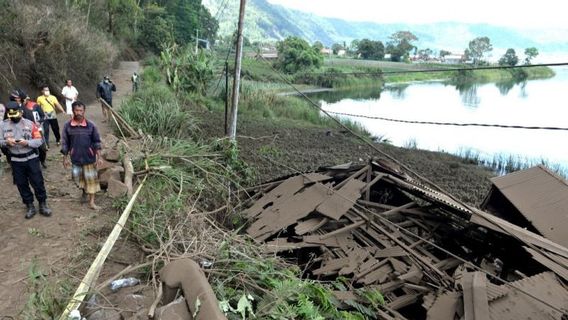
xmin=0 ymin=76 xmax=119 ymax=218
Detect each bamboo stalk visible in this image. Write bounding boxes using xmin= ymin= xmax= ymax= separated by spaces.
xmin=59 ymin=176 xmax=147 ymax=320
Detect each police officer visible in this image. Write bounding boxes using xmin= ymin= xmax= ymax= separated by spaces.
xmin=10 ymin=89 xmax=48 ymax=168
xmin=0 ymin=101 xmax=52 ymax=218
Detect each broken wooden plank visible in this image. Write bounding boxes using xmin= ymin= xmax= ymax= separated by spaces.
xmin=246 ymin=182 xmax=330 ymax=241
xmin=320 ymin=220 xmax=365 ymax=240
xmin=295 ymin=217 xmax=329 ymax=235
xmin=334 ymin=165 xmax=369 ymax=189
xmin=244 ymin=173 xmax=331 ymax=219
xmin=387 ymin=293 xmax=421 ymax=310
xmin=316 ymin=179 xmax=366 ymax=220
xmin=461 ymin=272 xmax=490 ymax=320
xmin=313 ymin=257 xmax=351 ymax=276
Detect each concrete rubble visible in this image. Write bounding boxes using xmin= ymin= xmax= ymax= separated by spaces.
xmin=243 ymin=160 xmax=568 ymax=319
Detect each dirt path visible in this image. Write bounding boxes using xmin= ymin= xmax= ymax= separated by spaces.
xmin=0 ymin=61 xmax=140 ymax=317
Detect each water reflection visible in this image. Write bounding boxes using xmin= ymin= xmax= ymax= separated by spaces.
xmin=308 ymin=86 xmax=382 ymax=104
xmin=453 ymin=82 xmax=481 ymax=107
xmin=314 ymin=67 xmax=568 ymax=175
xmin=384 ymin=84 xmax=409 ymax=99
xmin=495 ymin=79 xmax=527 ymax=96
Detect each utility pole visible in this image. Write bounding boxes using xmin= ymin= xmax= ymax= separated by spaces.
xmin=228 ymin=0 xmax=246 ymax=141
xmin=224 ymin=61 xmax=229 ymax=135
xmin=195 ymin=29 xmax=199 ymax=54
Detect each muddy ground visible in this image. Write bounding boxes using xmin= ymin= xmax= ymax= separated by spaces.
xmin=0 ymin=62 xmax=144 ymax=317
xmin=198 ymin=110 xmax=495 ymax=206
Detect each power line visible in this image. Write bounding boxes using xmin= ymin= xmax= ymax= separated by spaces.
xmin=322 ymin=110 xmax=568 ymax=131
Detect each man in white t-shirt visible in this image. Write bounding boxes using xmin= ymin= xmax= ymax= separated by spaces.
xmin=61 ymin=79 xmax=79 ymax=116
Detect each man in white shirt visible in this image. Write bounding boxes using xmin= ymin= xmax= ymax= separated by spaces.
xmin=61 ymin=79 xmax=79 ymax=116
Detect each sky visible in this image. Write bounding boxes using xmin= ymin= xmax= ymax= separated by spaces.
xmin=267 ymin=0 xmax=567 ymax=29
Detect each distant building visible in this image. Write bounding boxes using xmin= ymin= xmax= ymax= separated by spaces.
xmin=442 ymin=53 xmax=464 ymax=64
xmin=320 ymin=48 xmax=332 ymax=56
xmin=255 ymin=51 xmax=278 ymax=60
xmin=337 ymin=49 xmax=346 ymax=57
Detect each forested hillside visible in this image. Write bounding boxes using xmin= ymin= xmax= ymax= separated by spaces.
xmin=0 ymin=0 xmax=216 ymax=98
xmin=203 ymin=0 xmax=568 ymax=54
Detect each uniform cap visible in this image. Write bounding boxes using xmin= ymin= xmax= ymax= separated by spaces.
xmin=5 ymin=101 xmax=22 ymax=118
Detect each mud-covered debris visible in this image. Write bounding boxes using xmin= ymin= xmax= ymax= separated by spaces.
xmin=243 ymin=160 xmax=568 ymax=319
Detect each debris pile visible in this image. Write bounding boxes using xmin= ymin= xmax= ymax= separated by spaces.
xmin=97 ymin=133 xmax=133 ymax=198
xmin=244 ymin=160 xmax=568 ymax=319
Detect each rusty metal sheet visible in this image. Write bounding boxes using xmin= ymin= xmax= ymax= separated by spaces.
xmin=316 ymin=179 xmax=366 ymax=220
xmin=488 ymin=272 xmax=568 ymax=320
xmin=244 ymin=173 xmax=331 ymax=219
xmin=488 ymin=166 xmax=568 ymax=247
xmin=246 ymin=182 xmax=330 ymax=241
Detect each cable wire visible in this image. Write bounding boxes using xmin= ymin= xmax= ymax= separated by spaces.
xmin=322 ymin=110 xmax=568 ymax=131
xmin=257 ymin=54 xmax=568 ymax=292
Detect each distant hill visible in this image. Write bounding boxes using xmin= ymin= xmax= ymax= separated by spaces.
xmin=203 ymin=0 xmax=568 ymax=57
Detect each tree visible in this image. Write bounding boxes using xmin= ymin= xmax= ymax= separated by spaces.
xmin=467 ymin=36 xmax=492 ymax=66
xmin=439 ymin=50 xmax=451 ymax=59
xmin=276 ymin=36 xmax=323 ymax=73
xmin=105 ymin=0 xmax=141 ymax=36
xmin=386 ymin=31 xmax=418 ymax=62
xmin=357 ymin=39 xmax=385 ymax=60
xmin=331 ymin=43 xmax=344 ymax=55
xmin=312 ymin=41 xmax=324 ymax=52
xmin=163 ymin=0 xmax=218 ymax=47
xmin=138 ymin=4 xmax=173 ymax=53
xmin=349 ymin=39 xmax=360 ymax=55
xmin=524 ymin=47 xmax=539 ymax=65
xmin=498 ymin=48 xmax=519 ymax=67
xmin=417 ymin=48 xmax=433 ymax=61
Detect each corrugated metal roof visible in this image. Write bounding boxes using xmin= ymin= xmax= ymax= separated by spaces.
xmin=488 ymin=272 xmax=568 ymax=320
xmin=489 ymin=165 xmax=568 ymax=247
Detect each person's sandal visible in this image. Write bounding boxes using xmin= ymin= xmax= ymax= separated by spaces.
xmin=89 ymin=204 xmax=102 ymax=210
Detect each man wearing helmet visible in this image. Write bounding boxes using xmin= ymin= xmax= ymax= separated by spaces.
xmin=0 ymin=102 xmax=52 ymax=218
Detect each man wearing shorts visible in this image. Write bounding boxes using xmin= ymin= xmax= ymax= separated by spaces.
xmin=61 ymin=101 xmax=103 ymax=210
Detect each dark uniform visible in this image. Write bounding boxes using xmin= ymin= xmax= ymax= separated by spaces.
xmin=96 ymin=76 xmax=116 ymax=106
xmin=0 ymin=102 xmax=52 ymax=218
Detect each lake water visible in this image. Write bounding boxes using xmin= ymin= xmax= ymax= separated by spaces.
xmin=315 ymin=67 xmax=568 ymax=173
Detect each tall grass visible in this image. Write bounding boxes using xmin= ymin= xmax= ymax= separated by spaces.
xmin=454 ymin=148 xmax=568 ymax=178
xmin=237 ymin=86 xmax=372 ymax=137
xmin=118 ymin=83 xmax=196 ymax=139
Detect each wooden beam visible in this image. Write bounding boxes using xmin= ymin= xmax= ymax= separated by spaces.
xmin=59 ymin=177 xmax=147 ymax=319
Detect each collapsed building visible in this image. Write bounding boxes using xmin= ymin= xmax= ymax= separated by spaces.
xmin=243 ymin=160 xmax=568 ymax=319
